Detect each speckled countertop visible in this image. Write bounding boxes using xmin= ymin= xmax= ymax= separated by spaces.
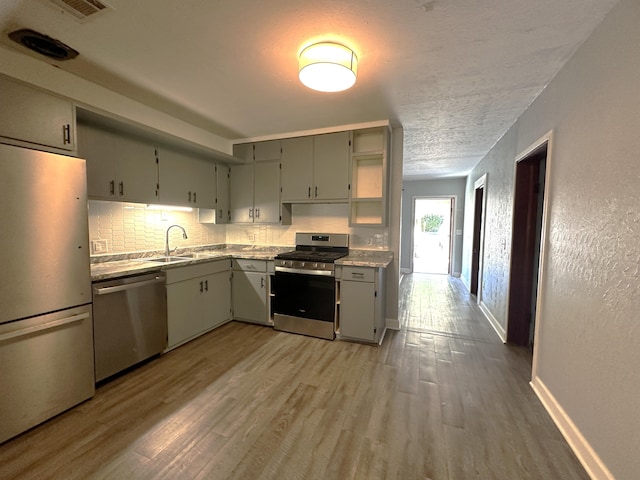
xmin=336 ymin=250 xmax=393 ymax=268
xmin=91 ymin=245 xmax=288 ymax=281
xmin=91 ymin=245 xmax=393 ymax=281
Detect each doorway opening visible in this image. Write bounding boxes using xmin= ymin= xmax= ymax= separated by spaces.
xmin=507 ymin=143 xmax=548 ymax=347
xmin=412 ymin=197 xmax=453 ymax=274
xmin=470 ymin=175 xmax=487 ymax=299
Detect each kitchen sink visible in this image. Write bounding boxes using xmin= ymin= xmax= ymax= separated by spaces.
xmin=140 ymin=256 xmax=194 ymax=263
xmin=138 ymin=253 xmax=217 ymax=263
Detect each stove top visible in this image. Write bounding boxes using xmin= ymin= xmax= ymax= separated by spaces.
xmin=275 ymin=233 xmax=349 ymax=272
xmin=275 ymin=250 xmax=348 ymax=262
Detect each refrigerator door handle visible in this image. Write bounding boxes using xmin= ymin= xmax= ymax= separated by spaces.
xmin=0 ymin=312 xmax=90 ymax=344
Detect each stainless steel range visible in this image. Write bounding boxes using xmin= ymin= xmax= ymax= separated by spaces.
xmin=273 ymin=233 xmax=349 ymax=340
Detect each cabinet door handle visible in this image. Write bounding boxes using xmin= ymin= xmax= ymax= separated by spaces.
xmin=351 ymin=272 xmax=364 ymax=278
xmin=119 ymin=181 xmax=124 ymax=196
xmin=204 ymin=280 xmax=208 ymax=292
xmin=199 ymin=281 xmax=203 ymax=293
xmin=188 ymin=191 xmax=192 ymax=203
xmin=219 ymin=208 xmax=223 ymax=218
xmin=255 ymin=208 xmax=260 ymax=218
xmin=308 ymin=186 xmax=311 ymax=198
xmin=193 ymin=191 xmax=197 ymax=203
xmin=62 ymin=124 xmax=71 ymax=145
xmin=260 ymin=277 xmax=265 ymax=288
xmin=249 ymin=208 xmax=253 ymax=219
xmin=315 ymin=186 xmax=318 ymax=198
xmin=109 ymin=180 xmax=115 ymax=196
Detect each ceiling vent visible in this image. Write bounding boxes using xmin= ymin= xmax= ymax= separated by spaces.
xmin=49 ymin=0 xmax=111 ymax=20
xmin=8 ymin=29 xmax=79 ymax=60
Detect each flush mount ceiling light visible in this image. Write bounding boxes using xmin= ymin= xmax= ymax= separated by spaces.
xmin=298 ymin=42 xmax=358 ymax=92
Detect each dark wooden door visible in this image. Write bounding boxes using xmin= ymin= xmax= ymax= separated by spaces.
xmin=470 ymin=186 xmax=484 ymax=295
xmin=507 ymin=147 xmax=547 ymax=346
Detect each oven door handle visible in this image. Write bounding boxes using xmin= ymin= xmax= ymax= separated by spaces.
xmin=275 ymin=266 xmax=335 ymax=277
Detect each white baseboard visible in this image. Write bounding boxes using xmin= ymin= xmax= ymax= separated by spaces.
xmin=479 ymin=301 xmax=506 ymax=343
xmin=530 ymin=377 xmax=614 ymax=480
xmin=400 ymin=267 xmax=411 ymax=274
xmin=386 ymin=317 xmax=400 ymax=330
xmin=460 ymin=274 xmax=470 ymax=291
xmin=451 ymin=271 xmax=461 ymax=278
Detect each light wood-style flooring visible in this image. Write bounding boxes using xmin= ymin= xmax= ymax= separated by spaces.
xmin=0 ymin=274 xmax=587 ymax=479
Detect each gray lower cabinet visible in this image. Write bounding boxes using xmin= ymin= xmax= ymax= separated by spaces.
xmin=166 ymin=260 xmax=231 ymax=350
xmin=339 ymin=266 xmax=386 ymax=343
xmin=232 ymin=259 xmax=268 ymax=324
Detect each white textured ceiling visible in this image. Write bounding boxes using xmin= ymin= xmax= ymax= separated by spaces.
xmin=0 ymin=0 xmax=619 ymax=179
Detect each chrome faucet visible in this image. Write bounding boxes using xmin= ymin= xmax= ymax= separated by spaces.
xmin=165 ymin=224 xmax=188 ymax=257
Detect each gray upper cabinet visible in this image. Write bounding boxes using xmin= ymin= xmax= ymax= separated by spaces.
xmin=254 ymin=161 xmax=280 ymax=223
xmin=313 ymin=132 xmax=350 ymax=201
xmin=254 ymin=140 xmax=281 ymax=162
xmin=233 ymin=143 xmax=253 ymax=162
xmin=233 ymin=140 xmax=281 ymax=163
xmin=157 ymin=147 xmax=216 ymax=208
xmin=229 ymin=162 xmax=281 ymax=224
xmin=215 ymin=164 xmax=231 ymax=223
xmin=0 ymin=75 xmax=74 ymax=151
xmin=78 ymin=122 xmax=158 ymax=204
xmin=280 ymin=136 xmax=314 ymax=202
xmin=279 ymin=132 xmax=350 ymax=203
xmin=229 ymin=163 xmax=254 ymax=223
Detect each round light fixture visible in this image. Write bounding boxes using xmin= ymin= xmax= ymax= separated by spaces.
xmin=298 ymin=42 xmax=358 ymax=92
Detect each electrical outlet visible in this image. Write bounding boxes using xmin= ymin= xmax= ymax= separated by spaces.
xmin=91 ymin=239 xmax=108 ymax=254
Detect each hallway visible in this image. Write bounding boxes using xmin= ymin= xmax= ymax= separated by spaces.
xmin=0 ymin=275 xmax=588 ymax=479
xmin=395 ymin=273 xmax=588 ymax=478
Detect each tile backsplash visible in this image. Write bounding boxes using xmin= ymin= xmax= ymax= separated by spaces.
xmin=89 ymin=201 xmax=389 ymax=254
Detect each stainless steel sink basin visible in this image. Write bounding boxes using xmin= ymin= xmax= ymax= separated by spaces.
xmin=140 ymin=256 xmax=193 ymax=263
xmin=138 ymin=252 xmax=218 ymax=263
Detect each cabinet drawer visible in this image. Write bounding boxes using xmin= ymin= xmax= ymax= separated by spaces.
xmin=342 ymin=266 xmax=374 ymax=283
xmin=166 ymin=259 xmax=230 ymax=284
xmin=233 ymin=259 xmax=267 ymax=272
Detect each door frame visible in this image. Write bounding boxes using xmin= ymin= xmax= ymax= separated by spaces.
xmin=508 ymin=131 xmax=554 ymax=380
xmin=470 ymin=174 xmax=488 ymax=303
xmin=410 ymin=195 xmax=456 ymax=274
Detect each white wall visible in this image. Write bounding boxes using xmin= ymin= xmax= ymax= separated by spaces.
xmin=462 ymin=1 xmax=640 ymax=478
xmin=401 ymin=178 xmax=466 ymax=274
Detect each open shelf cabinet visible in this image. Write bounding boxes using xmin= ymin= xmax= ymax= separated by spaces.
xmin=349 ymin=127 xmax=389 ymax=226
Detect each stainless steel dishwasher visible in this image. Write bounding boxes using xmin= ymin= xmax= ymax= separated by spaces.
xmin=92 ymin=272 xmax=167 ymax=382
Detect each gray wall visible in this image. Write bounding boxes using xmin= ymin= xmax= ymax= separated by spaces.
xmin=462 ymin=1 xmax=640 ymax=478
xmin=401 ymin=178 xmax=466 ymax=274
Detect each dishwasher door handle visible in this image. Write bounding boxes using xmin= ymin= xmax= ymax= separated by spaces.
xmin=0 ymin=312 xmax=90 ymax=344
xmin=94 ymin=277 xmax=165 ymax=295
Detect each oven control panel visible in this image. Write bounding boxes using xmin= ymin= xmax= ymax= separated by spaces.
xmin=275 ymin=259 xmax=335 ymax=274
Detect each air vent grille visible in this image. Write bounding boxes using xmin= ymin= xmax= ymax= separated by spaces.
xmin=50 ymin=0 xmax=110 ymax=20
